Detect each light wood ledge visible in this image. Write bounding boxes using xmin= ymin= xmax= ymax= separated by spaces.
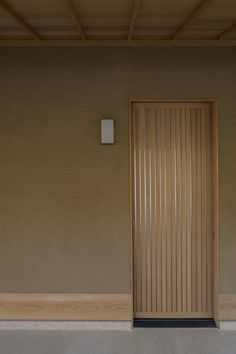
xmin=0 ymin=293 xmax=132 ymax=321
xmin=218 ymin=293 xmax=236 ymax=320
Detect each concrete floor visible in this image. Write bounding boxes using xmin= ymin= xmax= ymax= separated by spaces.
xmin=0 ymin=329 xmax=236 ymax=354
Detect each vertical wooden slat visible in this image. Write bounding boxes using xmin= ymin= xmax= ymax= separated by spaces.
xmin=206 ymin=107 xmax=212 ymax=313
xmin=140 ymin=108 xmax=147 ymax=312
xmin=166 ymin=107 xmax=172 ymax=312
xmin=212 ymin=101 xmax=219 ymax=324
xmin=201 ymin=108 xmax=207 ymax=313
xmin=145 ymin=110 xmax=152 ymax=312
xmin=186 ymin=108 xmax=192 ymax=312
xmin=156 ymin=110 xmax=162 ymax=312
xmin=191 ymin=110 xmax=197 ymax=312
xmin=181 ymin=108 xmax=187 ymax=312
xmin=132 ymin=108 xmax=137 ymax=311
xmin=135 ymin=108 xmax=142 ymax=312
xmin=150 ymin=109 xmax=157 ymax=312
xmin=176 ymin=107 xmax=182 ymax=312
xmin=171 ymin=108 xmax=177 ymax=312
xmin=196 ymin=108 xmax=202 ymax=312
xmin=160 ymin=107 xmax=167 ymax=312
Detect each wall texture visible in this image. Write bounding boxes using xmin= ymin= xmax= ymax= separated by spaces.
xmin=0 ymin=47 xmax=235 ymax=293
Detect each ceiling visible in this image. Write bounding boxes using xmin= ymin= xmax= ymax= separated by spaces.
xmin=0 ymin=0 xmax=235 ymax=46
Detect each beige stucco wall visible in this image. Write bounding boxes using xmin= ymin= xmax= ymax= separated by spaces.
xmin=0 ymin=47 xmax=235 ymax=293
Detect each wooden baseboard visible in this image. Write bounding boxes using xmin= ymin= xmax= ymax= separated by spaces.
xmin=218 ymin=293 xmax=236 ymax=320
xmin=0 ymin=293 xmax=132 ymax=320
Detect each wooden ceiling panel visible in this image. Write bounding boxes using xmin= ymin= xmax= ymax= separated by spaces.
xmin=187 ymin=20 xmax=233 ymax=32
xmin=181 ymin=30 xmax=223 ymax=39
xmin=74 ymin=0 xmax=131 ymax=7
xmin=135 ymin=17 xmax=182 ymax=29
xmin=80 ymin=18 xmax=129 ymax=27
xmin=140 ymin=0 xmax=200 ymax=11
xmin=0 ymin=0 xmax=235 ymax=45
xmin=199 ymin=0 xmax=236 ymax=19
xmin=4 ymin=1 xmax=70 ymax=19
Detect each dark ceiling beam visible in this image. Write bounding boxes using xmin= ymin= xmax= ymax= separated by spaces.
xmin=0 ymin=39 xmax=235 ymax=47
xmin=66 ymin=0 xmax=85 ymax=40
xmin=0 ymin=0 xmax=40 ymax=39
xmin=128 ymin=0 xmax=140 ymax=40
xmin=218 ymin=23 xmax=236 ymax=39
xmin=173 ymin=0 xmax=213 ymax=40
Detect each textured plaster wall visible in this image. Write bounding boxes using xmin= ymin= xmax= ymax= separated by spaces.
xmin=0 ymin=47 xmax=235 ymax=293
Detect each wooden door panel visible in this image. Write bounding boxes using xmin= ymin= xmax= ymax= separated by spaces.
xmin=131 ymin=102 xmax=213 ymax=318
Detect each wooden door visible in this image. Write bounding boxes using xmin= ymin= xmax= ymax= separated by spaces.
xmin=131 ymin=102 xmax=213 ymax=318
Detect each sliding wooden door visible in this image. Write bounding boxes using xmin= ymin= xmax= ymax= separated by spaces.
xmin=131 ymin=101 xmax=215 ymax=318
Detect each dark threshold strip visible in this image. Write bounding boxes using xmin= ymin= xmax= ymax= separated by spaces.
xmin=133 ymin=318 xmax=216 ymax=328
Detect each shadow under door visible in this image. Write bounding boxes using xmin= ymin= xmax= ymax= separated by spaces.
xmin=131 ymin=101 xmax=213 ymax=318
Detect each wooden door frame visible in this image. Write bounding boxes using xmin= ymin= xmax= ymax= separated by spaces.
xmin=129 ymin=98 xmax=219 ymax=325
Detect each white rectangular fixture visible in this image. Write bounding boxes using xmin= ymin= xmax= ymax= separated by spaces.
xmin=101 ymin=119 xmax=114 ymax=144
